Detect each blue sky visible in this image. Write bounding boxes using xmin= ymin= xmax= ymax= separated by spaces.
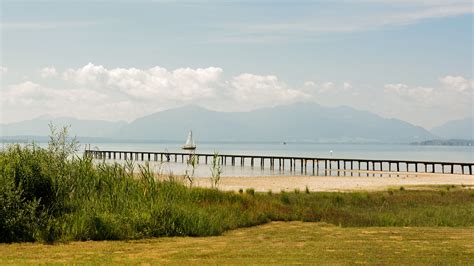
xmin=0 ymin=0 xmax=473 ymax=128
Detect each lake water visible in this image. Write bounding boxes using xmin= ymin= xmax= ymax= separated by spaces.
xmin=80 ymin=142 xmax=474 ymax=177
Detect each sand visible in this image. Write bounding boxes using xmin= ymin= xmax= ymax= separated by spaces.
xmin=192 ymin=171 xmax=474 ymax=192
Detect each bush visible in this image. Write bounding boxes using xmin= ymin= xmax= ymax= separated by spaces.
xmin=0 ymin=175 xmax=40 ymax=242
xmin=245 ymin=188 xmax=255 ymax=196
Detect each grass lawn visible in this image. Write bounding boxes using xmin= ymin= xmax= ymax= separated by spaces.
xmin=1 ymin=221 xmax=473 ymax=265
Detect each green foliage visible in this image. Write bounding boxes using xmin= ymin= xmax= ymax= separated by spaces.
xmin=1 ymin=125 xmax=474 ymax=243
xmin=245 ymin=188 xmax=255 ymax=196
xmin=184 ymin=153 xmax=198 ymax=187
xmin=210 ymin=152 xmax=223 ymax=189
xmin=0 ymin=175 xmax=40 ymax=242
xmin=280 ymin=192 xmax=290 ymax=204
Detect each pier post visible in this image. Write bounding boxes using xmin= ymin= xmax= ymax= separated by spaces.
xmin=251 ymin=157 xmax=254 ymax=167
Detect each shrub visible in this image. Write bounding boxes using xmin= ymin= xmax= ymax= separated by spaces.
xmin=280 ymin=192 xmax=290 ymax=204
xmin=0 ymin=176 xmax=40 ymax=242
xmin=245 ymin=188 xmax=255 ymax=196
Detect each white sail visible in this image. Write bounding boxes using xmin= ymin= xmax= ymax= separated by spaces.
xmin=183 ymin=130 xmax=196 ymax=149
xmin=185 ymin=131 xmax=193 ymax=146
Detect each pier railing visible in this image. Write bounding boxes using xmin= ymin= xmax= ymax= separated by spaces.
xmin=84 ymin=149 xmax=474 ymax=175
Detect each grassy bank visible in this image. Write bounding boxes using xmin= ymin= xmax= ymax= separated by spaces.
xmin=2 ymin=222 xmax=473 ymax=264
xmin=1 ymin=127 xmax=474 ymax=243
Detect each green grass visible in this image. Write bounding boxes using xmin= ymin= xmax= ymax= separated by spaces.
xmin=1 ymin=125 xmax=474 ymax=243
xmin=1 ymin=222 xmax=473 ymax=264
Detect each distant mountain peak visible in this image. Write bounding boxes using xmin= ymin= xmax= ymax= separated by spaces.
xmin=431 ymin=117 xmax=474 ymax=139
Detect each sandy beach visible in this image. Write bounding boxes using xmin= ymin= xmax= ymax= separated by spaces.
xmin=192 ymin=171 xmax=474 ymax=192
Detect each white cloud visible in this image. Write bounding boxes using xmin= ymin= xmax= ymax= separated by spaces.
xmin=2 ymin=63 xmax=471 ymax=128
xmin=0 ymin=66 xmax=7 ymax=75
xmin=384 ymin=75 xmax=473 ymax=110
xmin=320 ymin=82 xmax=335 ymax=92
xmin=304 ymin=81 xmax=315 ymax=87
xmin=228 ymin=73 xmax=309 ymax=109
xmin=2 ymin=63 xmax=310 ymax=122
xmin=39 ymin=66 xmax=58 ymax=78
xmin=3 ymin=81 xmax=107 ymax=106
xmin=63 ymin=63 xmax=222 ymax=101
xmin=343 ymin=82 xmax=353 ymax=90
xmin=385 ymin=75 xmax=473 ymax=101
xmin=384 ymin=83 xmax=436 ymax=106
xmin=439 ymin=75 xmax=474 ymax=92
xmin=307 ymin=81 xmax=354 ymax=94
xmin=219 ymin=1 xmax=472 ymax=42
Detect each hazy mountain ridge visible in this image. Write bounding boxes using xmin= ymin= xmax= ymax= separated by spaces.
xmin=115 ymin=103 xmax=434 ymax=143
xmin=1 ymin=103 xmax=437 ymax=143
xmin=0 ymin=116 xmax=127 ymax=138
xmin=430 ymin=117 xmax=473 ymax=139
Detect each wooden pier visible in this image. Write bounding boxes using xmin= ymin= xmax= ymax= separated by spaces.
xmin=84 ymin=149 xmax=474 ymax=175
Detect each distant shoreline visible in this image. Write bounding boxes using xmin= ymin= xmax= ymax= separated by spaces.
xmin=410 ymin=139 xmax=473 ymax=146
xmin=2 ymin=135 xmax=473 ymax=146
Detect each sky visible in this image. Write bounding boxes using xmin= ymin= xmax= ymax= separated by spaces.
xmin=0 ymin=0 xmax=473 ymax=129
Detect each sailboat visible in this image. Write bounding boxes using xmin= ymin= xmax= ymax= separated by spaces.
xmin=182 ymin=130 xmax=196 ymax=150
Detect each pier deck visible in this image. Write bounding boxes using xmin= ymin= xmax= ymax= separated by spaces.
xmin=84 ymin=149 xmax=474 ymax=175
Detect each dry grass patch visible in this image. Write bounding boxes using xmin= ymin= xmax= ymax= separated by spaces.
xmin=1 ymin=222 xmax=473 ymax=265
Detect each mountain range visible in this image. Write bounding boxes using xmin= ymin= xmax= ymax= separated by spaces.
xmin=1 ymin=103 xmax=471 ymax=143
